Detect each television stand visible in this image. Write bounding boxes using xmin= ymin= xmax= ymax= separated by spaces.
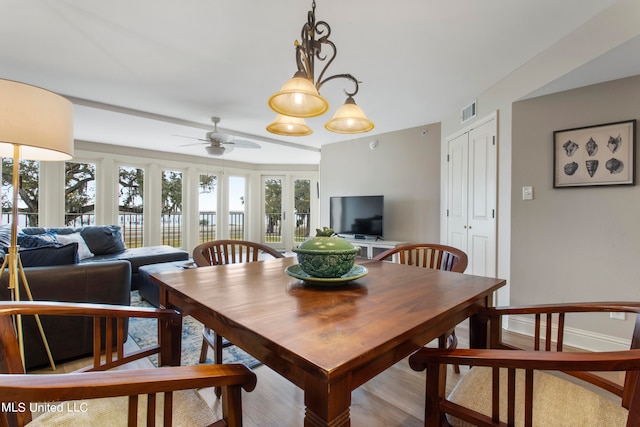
xmin=346 ymin=238 xmax=408 ymax=260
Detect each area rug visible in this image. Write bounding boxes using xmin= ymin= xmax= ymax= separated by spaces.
xmin=129 ymin=291 xmax=261 ymax=368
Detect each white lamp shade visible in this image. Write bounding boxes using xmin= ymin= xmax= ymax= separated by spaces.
xmin=206 ymin=145 xmax=227 ymax=156
xmin=324 ymin=97 xmax=374 ymax=134
xmin=268 ymin=72 xmax=329 ymax=118
xmin=0 ymin=79 xmax=74 ymax=161
xmin=266 ymin=114 xmax=313 ymax=136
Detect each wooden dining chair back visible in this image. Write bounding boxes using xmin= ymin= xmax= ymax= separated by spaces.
xmin=193 ymin=239 xmax=284 ymax=267
xmin=409 ymin=302 xmax=640 ymax=427
xmin=374 ymin=243 xmax=468 ymax=373
xmin=193 ymin=239 xmax=284 ymax=397
xmin=372 ymin=243 xmax=468 ymax=273
xmin=0 ymin=301 xmax=256 ymax=427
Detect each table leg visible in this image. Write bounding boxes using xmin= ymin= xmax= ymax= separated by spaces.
xmin=158 ymin=287 xmax=182 ymax=367
xmin=469 ymin=297 xmax=492 ymax=349
xmin=303 ymin=376 xmax=351 ymax=427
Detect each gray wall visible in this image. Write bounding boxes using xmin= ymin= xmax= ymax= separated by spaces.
xmin=511 ymin=75 xmax=640 ymax=338
xmin=319 ymin=123 xmax=441 ymax=243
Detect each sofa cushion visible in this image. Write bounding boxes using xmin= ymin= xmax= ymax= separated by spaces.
xmin=18 ymin=242 xmax=78 ymax=267
xmin=80 ymin=225 xmax=126 ymax=255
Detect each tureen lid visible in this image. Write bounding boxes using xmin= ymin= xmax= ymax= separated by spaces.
xmin=295 ymin=227 xmax=357 ymax=251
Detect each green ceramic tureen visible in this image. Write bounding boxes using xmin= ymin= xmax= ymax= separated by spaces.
xmin=292 ymin=227 xmax=360 ymax=278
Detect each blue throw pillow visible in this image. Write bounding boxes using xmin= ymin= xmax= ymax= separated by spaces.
xmin=0 ymin=224 xmax=11 ymax=248
xmin=18 ymin=243 xmax=78 ymax=267
xmin=17 ymin=233 xmax=60 ymax=249
xmin=80 ymin=225 xmax=126 ymax=255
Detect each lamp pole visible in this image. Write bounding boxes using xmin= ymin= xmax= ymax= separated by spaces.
xmin=0 ymin=144 xmax=56 ymax=370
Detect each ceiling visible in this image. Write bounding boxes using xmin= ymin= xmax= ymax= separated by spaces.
xmin=2 ymin=0 xmax=637 ymax=165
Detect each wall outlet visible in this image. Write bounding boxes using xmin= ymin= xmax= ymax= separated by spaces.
xmin=610 ymin=312 xmax=626 ymax=320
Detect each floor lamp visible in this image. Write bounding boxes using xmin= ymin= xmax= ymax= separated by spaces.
xmin=0 ymin=79 xmax=74 ymax=369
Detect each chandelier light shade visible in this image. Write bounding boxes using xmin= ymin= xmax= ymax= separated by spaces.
xmin=267 ymin=114 xmax=313 ymax=136
xmin=0 ymin=79 xmax=74 ymax=161
xmin=325 ymin=96 xmax=374 ymax=134
xmin=267 ymin=1 xmax=374 ymax=136
xmin=268 ymin=71 xmax=329 ymax=119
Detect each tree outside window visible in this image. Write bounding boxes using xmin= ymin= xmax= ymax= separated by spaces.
xmin=161 ymin=170 xmax=182 ymax=247
xmin=119 ymin=166 xmax=144 ymax=247
xmin=1 ymin=159 xmax=39 ymax=227
xmin=65 ymin=162 xmax=96 ymax=227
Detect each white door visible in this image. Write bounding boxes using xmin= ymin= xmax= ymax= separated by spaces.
xmin=447 ymin=116 xmax=497 ymax=277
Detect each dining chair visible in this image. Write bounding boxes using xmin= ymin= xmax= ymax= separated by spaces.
xmin=193 ymin=239 xmax=284 ymax=397
xmin=0 ymin=301 xmax=256 ymax=427
xmin=409 ymin=302 xmax=640 ymax=427
xmin=373 ymin=243 xmax=468 ymax=373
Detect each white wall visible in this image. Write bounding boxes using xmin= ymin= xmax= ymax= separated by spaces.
xmin=511 ymin=75 xmax=640 ymax=339
xmin=319 ymin=124 xmax=441 ymax=243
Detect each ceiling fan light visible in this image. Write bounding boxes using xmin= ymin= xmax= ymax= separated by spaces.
xmin=266 ymin=114 xmax=313 ymax=136
xmin=205 ymin=145 xmax=226 ymax=156
xmin=268 ymin=71 xmax=329 ymax=118
xmin=324 ymin=97 xmax=374 ymax=134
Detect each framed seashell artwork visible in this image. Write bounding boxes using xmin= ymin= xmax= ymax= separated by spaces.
xmin=553 ymin=119 xmax=636 ymax=188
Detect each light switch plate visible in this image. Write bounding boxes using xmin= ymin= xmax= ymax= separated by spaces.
xmin=522 ymin=186 xmax=533 ymax=200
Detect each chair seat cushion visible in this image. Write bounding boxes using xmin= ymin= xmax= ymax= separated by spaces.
xmin=28 ymin=389 xmax=216 ymax=426
xmin=447 ymin=366 xmax=628 ymax=427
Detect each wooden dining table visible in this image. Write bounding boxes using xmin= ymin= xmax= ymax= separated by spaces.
xmin=151 ymin=256 xmax=506 ymax=427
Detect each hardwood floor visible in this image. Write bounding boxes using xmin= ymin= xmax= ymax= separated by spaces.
xmin=31 ymin=319 xmax=624 ymax=426
xmin=200 ymin=326 xmax=472 ymax=427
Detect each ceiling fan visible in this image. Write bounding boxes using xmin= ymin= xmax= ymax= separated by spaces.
xmin=178 ymin=117 xmax=261 ymax=156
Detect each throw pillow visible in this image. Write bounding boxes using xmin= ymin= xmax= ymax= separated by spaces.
xmin=18 ymin=243 xmax=78 ymax=267
xmin=80 ymin=225 xmax=126 ymax=255
xmin=54 ymin=233 xmax=94 ymax=260
xmin=0 ymin=224 xmax=12 ymax=248
xmin=17 ymin=233 xmax=60 ymax=248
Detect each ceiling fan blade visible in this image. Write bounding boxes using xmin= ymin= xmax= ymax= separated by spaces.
xmin=225 ymin=140 xmax=261 ymax=149
xmin=172 ymin=134 xmax=208 ymax=141
xmin=178 ymin=141 xmax=209 ymax=147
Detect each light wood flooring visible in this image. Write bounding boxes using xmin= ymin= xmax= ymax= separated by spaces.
xmin=31 ymin=322 xmax=470 ymax=426
xmin=32 ymin=320 xmax=625 ymax=427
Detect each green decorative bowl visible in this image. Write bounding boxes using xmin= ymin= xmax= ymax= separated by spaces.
xmin=292 ymin=230 xmax=360 ymax=278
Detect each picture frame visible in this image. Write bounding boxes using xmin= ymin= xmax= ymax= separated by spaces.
xmin=553 ymin=119 xmax=636 ymax=188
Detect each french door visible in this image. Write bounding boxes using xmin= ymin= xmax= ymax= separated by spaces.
xmin=261 ymin=175 xmax=314 ymax=251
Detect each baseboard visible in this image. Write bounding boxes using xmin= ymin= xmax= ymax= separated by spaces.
xmin=506 ymin=315 xmax=630 ymax=352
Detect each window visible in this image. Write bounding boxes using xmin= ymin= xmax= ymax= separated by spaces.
xmin=1 ymin=159 xmax=39 ymax=227
xmin=198 ymin=173 xmax=217 ymax=242
xmin=294 ymin=178 xmax=311 ymax=242
xmin=65 ymin=162 xmax=96 ymax=227
xmin=264 ymin=178 xmax=282 ymax=244
xmin=161 ymin=169 xmax=183 ymax=248
xmin=228 ymin=176 xmax=245 ymax=240
xmin=119 ymin=166 xmax=144 ymax=248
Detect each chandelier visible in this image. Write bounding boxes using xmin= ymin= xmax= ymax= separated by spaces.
xmin=267 ymin=1 xmax=374 ymax=136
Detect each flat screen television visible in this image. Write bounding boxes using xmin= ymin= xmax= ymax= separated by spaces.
xmin=329 ymin=195 xmax=384 ymax=239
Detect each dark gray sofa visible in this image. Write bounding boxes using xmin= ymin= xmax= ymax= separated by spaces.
xmin=18 ymin=225 xmax=189 ymax=290
xmin=0 ymin=225 xmax=188 ymax=369
xmin=0 ymin=260 xmax=131 ymax=369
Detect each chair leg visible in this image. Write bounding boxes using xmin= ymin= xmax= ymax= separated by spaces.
xmin=447 ymin=330 xmax=460 ymax=374
xmin=214 ymin=333 xmax=225 ymax=398
xmin=200 ymin=326 xmax=232 ymax=398
xmin=199 ymin=326 xmax=213 ymax=364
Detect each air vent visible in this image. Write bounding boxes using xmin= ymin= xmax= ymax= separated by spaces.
xmin=461 ymin=100 xmax=477 ymax=124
